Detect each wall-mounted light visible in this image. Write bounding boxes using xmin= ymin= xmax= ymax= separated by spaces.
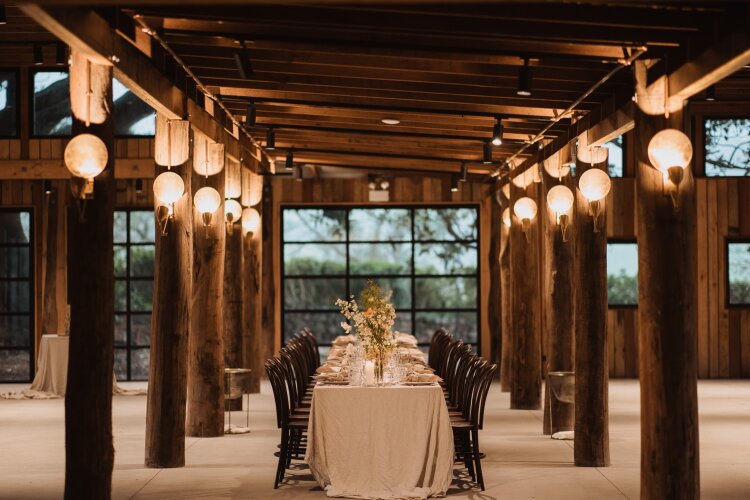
xmin=647 ymin=128 xmax=693 ymax=210
xmin=224 ymin=198 xmax=242 ymax=234
xmin=578 ymin=169 xmax=611 ymax=232
xmin=64 ymin=133 xmax=108 ymax=200
xmin=546 ymin=185 xmax=574 ymax=242
xmin=491 ymin=117 xmax=504 ymax=146
xmin=194 ymin=186 xmax=222 ymax=234
xmin=153 ymin=171 xmax=185 ymax=236
xmin=502 ymin=207 xmax=511 ymax=228
xmin=242 ymin=207 xmax=260 ymax=237
xmin=514 ymin=196 xmax=537 ymax=241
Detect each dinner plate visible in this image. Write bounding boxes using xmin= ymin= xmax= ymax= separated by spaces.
xmin=402 ymin=381 xmax=436 ymax=386
xmin=320 ymin=380 xmax=350 ymax=385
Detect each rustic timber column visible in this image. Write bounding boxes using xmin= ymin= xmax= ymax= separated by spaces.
xmin=509 ymin=177 xmax=542 ymax=410
xmin=488 ymin=193 xmax=503 ymax=368
xmin=260 ymin=177 xmax=275 ymax=364
xmin=573 ymin=143 xmax=610 ymax=467
xmin=187 ymin=144 xmax=226 ymax=437
xmin=635 ymin=62 xmax=699 ymax=499
xmin=64 ymin=51 xmax=115 ymax=499
xmin=224 ymin=223 xmax=243 ymax=408
xmin=242 ymin=228 xmax=262 ymax=393
xmin=498 ymin=189 xmax=512 ymax=392
xmin=41 ymin=187 xmax=60 ymax=336
xmin=542 ymin=148 xmax=576 ymax=436
xmin=146 ymin=116 xmax=192 ymax=467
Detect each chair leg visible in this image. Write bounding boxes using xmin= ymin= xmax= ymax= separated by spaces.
xmin=275 ymin=427 xmax=289 ymax=488
xmin=472 ymin=428 xmax=485 ymax=491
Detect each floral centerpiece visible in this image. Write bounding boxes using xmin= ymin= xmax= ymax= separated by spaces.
xmin=336 ymin=280 xmax=396 ymax=384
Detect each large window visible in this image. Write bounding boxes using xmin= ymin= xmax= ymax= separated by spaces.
xmin=0 ymin=210 xmax=33 ymax=382
xmin=32 ymin=71 xmax=155 ymax=137
xmin=281 ymin=206 xmax=480 ymax=352
xmin=605 ymin=136 xmax=624 ymax=177
xmin=0 ymin=70 xmax=18 ymax=137
xmin=114 ymin=210 xmax=155 ymax=381
xmin=728 ymin=240 xmax=750 ymax=306
xmin=705 ymin=118 xmax=750 ymax=177
xmin=607 ymin=241 xmax=638 ymax=307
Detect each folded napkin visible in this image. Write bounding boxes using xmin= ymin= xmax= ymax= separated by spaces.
xmin=406 ymin=372 xmax=441 ymax=383
xmin=332 ymin=335 xmax=356 ymax=346
xmin=316 ymin=365 xmax=341 ymax=374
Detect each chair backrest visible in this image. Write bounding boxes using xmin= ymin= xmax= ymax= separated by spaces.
xmin=265 ymin=357 xmax=286 ymax=428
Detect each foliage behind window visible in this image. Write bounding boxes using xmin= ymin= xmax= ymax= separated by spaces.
xmin=728 ymin=242 xmax=750 ymax=305
xmin=607 ymin=242 xmax=638 ymax=306
xmin=0 ymin=71 xmax=18 ymax=137
xmin=605 ymin=136 xmax=624 ymax=177
xmin=705 ymin=118 xmax=750 ymax=176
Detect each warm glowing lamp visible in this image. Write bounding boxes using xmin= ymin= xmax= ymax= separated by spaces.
xmin=224 ymin=199 xmax=242 ymax=233
xmin=242 ymin=207 xmax=260 ymax=236
xmin=502 ymin=207 xmax=511 ymax=228
xmin=578 ymin=169 xmax=611 ymax=233
xmin=194 ymin=186 xmax=221 ymax=229
xmin=64 ymin=133 xmax=108 ymax=199
xmin=153 ymin=171 xmax=185 ymax=235
xmin=546 ymin=185 xmax=574 ymax=241
xmin=648 ymin=128 xmax=693 ymax=209
xmin=514 ymin=196 xmax=537 ymax=240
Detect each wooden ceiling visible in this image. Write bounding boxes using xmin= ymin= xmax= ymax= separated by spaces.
xmin=5 ymin=2 xmax=749 ymax=178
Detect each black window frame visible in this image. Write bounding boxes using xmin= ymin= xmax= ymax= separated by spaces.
xmin=114 ymin=209 xmax=155 ymax=381
xmin=0 ymin=68 xmax=20 ymax=139
xmin=726 ymin=237 xmax=750 ymax=308
xmin=607 ymin=238 xmax=638 ymax=309
xmin=0 ymin=207 xmax=35 ymax=382
xmin=30 ymin=67 xmax=73 ymax=138
xmin=604 ymin=134 xmax=627 ymax=178
xmin=702 ymin=116 xmax=750 ymax=178
xmin=280 ymin=204 xmax=482 ymax=354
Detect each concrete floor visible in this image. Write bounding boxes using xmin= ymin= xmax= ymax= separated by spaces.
xmin=0 ymin=380 xmax=749 ymax=500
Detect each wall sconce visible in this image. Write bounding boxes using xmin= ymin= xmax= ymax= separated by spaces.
xmin=502 ymin=207 xmax=511 ymax=228
xmin=242 ymin=207 xmax=260 ymax=237
xmin=224 ymin=199 xmax=242 ymax=234
xmin=194 ymin=186 xmax=222 ymax=235
xmin=546 ymin=185 xmax=574 ymax=242
xmin=153 ymin=171 xmax=185 ymax=236
xmin=64 ymin=133 xmax=108 ymax=200
xmin=578 ymin=169 xmax=611 ymax=233
xmin=513 ymin=196 xmax=537 ymax=241
xmin=647 ymin=128 xmax=693 ymax=210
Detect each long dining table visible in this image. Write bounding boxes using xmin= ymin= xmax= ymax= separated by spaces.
xmin=305 ymin=334 xmax=454 ymax=499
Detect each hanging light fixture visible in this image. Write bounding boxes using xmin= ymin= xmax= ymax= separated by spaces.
xmin=0 ymin=4 xmax=6 ymax=25
xmin=55 ymin=43 xmax=67 ymax=66
xmin=705 ymin=85 xmax=716 ymax=101
xmin=33 ymin=43 xmax=43 ymax=65
xmin=286 ymin=149 xmax=294 ymax=170
xmin=491 ymin=117 xmax=504 ymax=146
xmin=266 ymin=128 xmax=276 ymax=150
xmin=153 ymin=171 xmax=185 ymax=236
xmin=450 ymin=174 xmax=459 ymax=193
xmin=502 ymin=207 xmax=511 ymax=228
xmin=245 ymin=101 xmax=256 ymax=127
xmin=517 ymin=58 xmax=532 ymax=96
xmin=242 ymin=207 xmax=261 ymax=237
xmin=233 ymin=40 xmax=254 ymax=79
xmin=296 ymin=164 xmax=304 ymax=181
xmin=514 ymin=196 xmax=537 ymax=241
xmin=578 ymin=169 xmax=611 ymax=232
xmin=546 ymin=185 xmax=574 ymax=242
xmin=460 ymin=163 xmax=468 ymax=182
xmin=647 ymin=128 xmax=693 ymax=210
xmin=483 ymin=141 xmax=493 ymax=164
xmin=224 ymin=198 xmax=242 ymax=233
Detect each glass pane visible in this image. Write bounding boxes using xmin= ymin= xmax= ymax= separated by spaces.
xmin=283 ymin=209 xmax=346 ymax=242
xmin=115 ymin=280 xmax=127 ymax=312
xmin=414 ymin=208 xmax=477 ymax=241
xmin=607 ymin=243 xmax=639 ymax=306
xmin=414 ymin=277 xmax=477 ymax=309
xmin=113 ymin=78 xmax=155 ymax=136
xmin=114 ymin=246 xmax=127 ymax=277
xmin=0 ymin=349 xmax=30 ymax=381
xmin=393 ymin=313 xmax=413 ymax=336
xmin=349 ymin=278 xmax=411 ymax=309
xmin=350 ymin=243 xmax=411 ymax=275
xmin=114 ymin=348 xmax=128 ymax=381
xmin=33 ymin=71 xmax=71 ymax=136
xmin=348 ymin=209 xmax=411 ymax=241
xmin=131 ymin=314 xmax=151 ymax=346
xmin=414 ymin=312 xmax=477 ymax=345
xmin=0 ymin=282 xmax=31 ymax=312
xmin=0 ymin=212 xmax=30 ymax=244
xmin=284 ymin=278 xmax=345 ymax=310
xmin=415 ymin=243 xmax=477 ymax=275
xmin=705 ymin=118 xmax=750 ymax=176
xmin=605 ymin=136 xmax=624 ymax=177
xmin=130 ymin=280 xmax=153 ymax=312
xmin=0 ymin=72 xmax=18 ymax=137
xmin=0 ymin=247 xmax=30 ymax=278
xmin=129 ymin=245 xmax=155 ymax=278
xmin=284 ymin=312 xmax=342 ymax=346
xmin=131 ymin=348 xmax=150 ymax=381
xmin=129 ymin=211 xmax=155 ymax=243
xmin=0 ymin=316 xmax=31 ymax=347
xmin=114 ymin=212 xmax=127 ymax=243
xmin=729 ymin=242 xmax=750 ymax=305
xmin=114 ymin=314 xmax=127 ymax=346
xmin=284 ymin=243 xmax=346 ymax=275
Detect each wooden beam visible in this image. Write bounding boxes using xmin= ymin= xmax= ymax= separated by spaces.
xmin=586 ymin=102 xmax=635 ymax=148
xmin=0 ymin=159 xmax=155 ymax=179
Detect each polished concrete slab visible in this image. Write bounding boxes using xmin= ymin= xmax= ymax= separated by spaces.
xmin=0 ymin=380 xmax=749 ymax=499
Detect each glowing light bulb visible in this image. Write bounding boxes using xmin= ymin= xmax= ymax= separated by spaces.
xmin=578 ymin=169 xmax=611 ymax=202
xmin=242 ymin=207 xmax=260 ymax=235
xmin=546 ymin=185 xmax=574 ymax=214
xmin=194 ymin=186 xmax=221 ymax=214
xmin=64 ymin=133 xmax=108 ymax=179
xmin=153 ymin=171 xmax=184 ymax=205
xmin=224 ymin=199 xmax=242 ymax=223
xmin=514 ymin=197 xmax=537 ymax=221
xmin=502 ymin=207 xmax=511 ymax=228
xmin=648 ymin=129 xmax=692 ymax=173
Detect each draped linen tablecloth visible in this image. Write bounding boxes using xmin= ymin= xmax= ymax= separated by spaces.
xmin=305 ymin=384 xmax=454 ymax=499
xmin=29 ymin=334 xmax=69 ymax=396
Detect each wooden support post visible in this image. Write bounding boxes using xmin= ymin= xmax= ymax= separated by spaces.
xmin=498 ymin=190 xmax=512 ymax=393
xmin=187 ymin=148 xmax=226 ymax=438
xmin=509 ymin=179 xmax=542 ymax=410
xmin=260 ymin=177 xmax=276 ymax=364
xmin=635 ymin=63 xmax=699 ymax=499
xmin=542 ymin=147 xmax=576 ymax=436
xmin=242 ymin=228 xmax=262 ymax=393
xmin=145 ymin=116 xmax=192 ymax=468
xmin=224 ymin=223 xmax=243 ymax=409
xmin=41 ymin=188 xmax=60 ymax=336
xmin=64 ymin=51 xmax=115 ymax=499
xmin=573 ymin=143 xmax=610 ymax=467
xmin=488 ymin=195 xmax=503 ymax=369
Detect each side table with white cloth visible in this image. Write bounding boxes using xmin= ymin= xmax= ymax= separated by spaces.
xmin=29 ymin=334 xmax=69 ymax=396
xmin=305 ymin=383 xmax=454 ymax=499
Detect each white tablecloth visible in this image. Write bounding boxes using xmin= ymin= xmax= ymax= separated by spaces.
xmin=305 ymin=384 xmax=454 ymax=499
xmin=29 ymin=334 xmax=69 ymax=396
